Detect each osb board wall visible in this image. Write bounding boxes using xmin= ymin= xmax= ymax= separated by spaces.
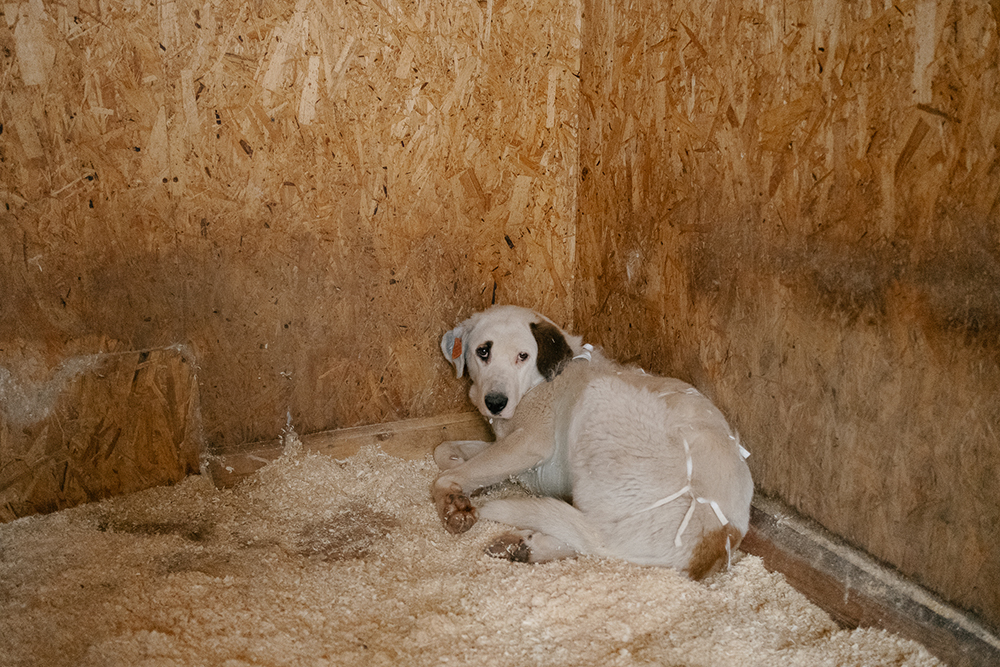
xmin=576 ymin=0 xmax=1000 ymax=630
xmin=0 ymin=345 xmax=201 ymax=521
xmin=0 ymin=0 xmax=581 ymax=451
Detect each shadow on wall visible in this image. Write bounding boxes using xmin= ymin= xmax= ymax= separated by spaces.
xmin=0 ymin=226 xmax=473 ymax=455
xmin=690 ymin=221 xmax=1000 ymax=351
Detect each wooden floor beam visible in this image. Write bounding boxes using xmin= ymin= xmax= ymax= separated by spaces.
xmin=205 ymin=411 xmax=491 ymax=488
xmin=742 ymin=495 xmax=1000 ymax=667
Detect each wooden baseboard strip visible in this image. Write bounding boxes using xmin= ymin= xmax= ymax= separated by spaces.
xmin=743 ymin=494 xmax=1000 ymax=667
xmin=204 ymin=412 xmax=491 ymax=488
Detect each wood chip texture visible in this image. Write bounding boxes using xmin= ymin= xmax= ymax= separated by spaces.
xmin=0 ymin=0 xmax=581 ymax=450
xmin=0 ymin=445 xmax=942 ymax=667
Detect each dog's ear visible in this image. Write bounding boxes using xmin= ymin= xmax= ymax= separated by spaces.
xmin=441 ymin=318 xmax=474 ymax=378
xmin=530 ymin=320 xmax=574 ymax=381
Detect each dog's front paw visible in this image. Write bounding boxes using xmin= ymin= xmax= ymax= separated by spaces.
xmin=443 ymin=492 xmax=477 ymax=534
xmin=485 ymin=532 xmax=531 ymax=563
xmin=434 ymin=481 xmax=477 ymax=534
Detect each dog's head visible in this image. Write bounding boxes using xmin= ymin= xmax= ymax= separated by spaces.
xmin=441 ymin=305 xmax=580 ymax=420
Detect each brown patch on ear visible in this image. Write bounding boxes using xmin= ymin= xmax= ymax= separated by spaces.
xmin=687 ymin=524 xmax=744 ymax=581
xmin=530 ymin=320 xmax=573 ymax=381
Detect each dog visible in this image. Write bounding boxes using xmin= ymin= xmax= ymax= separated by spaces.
xmin=432 ymin=305 xmax=753 ymax=579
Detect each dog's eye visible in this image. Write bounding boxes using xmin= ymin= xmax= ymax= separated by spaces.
xmin=476 ymin=346 xmax=490 ymax=361
xmin=517 ymin=352 xmax=529 ymax=362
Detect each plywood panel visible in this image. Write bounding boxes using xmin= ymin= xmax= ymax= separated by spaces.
xmin=0 ymin=345 xmax=201 ymax=522
xmin=577 ymin=0 xmax=1000 ymax=630
xmin=0 ymin=0 xmax=581 ymax=451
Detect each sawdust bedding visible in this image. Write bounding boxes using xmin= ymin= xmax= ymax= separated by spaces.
xmin=1 ymin=442 xmax=940 ymax=667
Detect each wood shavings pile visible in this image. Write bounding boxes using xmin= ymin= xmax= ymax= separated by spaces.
xmin=0 ymin=445 xmax=940 ymax=667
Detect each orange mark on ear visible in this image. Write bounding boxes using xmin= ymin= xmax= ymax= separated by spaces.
xmin=451 ymin=338 xmax=463 ymax=360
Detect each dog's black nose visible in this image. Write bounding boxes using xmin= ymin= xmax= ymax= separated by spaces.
xmin=484 ymin=393 xmax=508 ymax=415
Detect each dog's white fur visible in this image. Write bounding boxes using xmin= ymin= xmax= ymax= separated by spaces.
xmin=433 ymin=305 xmax=753 ymax=579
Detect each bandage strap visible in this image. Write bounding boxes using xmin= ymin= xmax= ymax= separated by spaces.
xmin=634 ymin=436 xmax=731 ymax=548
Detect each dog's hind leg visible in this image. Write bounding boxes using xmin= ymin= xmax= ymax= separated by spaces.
xmin=479 ymin=497 xmax=605 ymax=563
xmin=485 ymin=530 xmax=579 ymax=563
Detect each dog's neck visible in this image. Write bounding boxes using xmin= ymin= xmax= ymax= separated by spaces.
xmin=488 ymin=415 xmax=515 ymax=439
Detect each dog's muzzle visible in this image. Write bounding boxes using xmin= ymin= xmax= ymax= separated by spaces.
xmin=484 ymin=392 xmax=509 ymax=416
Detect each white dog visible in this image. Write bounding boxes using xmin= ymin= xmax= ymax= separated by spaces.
xmin=432 ymin=305 xmax=753 ymax=579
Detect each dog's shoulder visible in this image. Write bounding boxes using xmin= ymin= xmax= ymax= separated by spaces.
xmin=492 ymin=354 xmax=611 ymax=436
xmin=492 ymin=374 xmax=559 ymax=439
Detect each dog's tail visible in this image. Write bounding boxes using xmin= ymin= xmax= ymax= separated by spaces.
xmin=687 ymin=523 xmax=744 ymax=580
xmin=479 ymin=497 xmax=607 ymax=556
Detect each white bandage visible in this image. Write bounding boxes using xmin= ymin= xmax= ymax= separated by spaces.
xmin=639 ymin=485 xmax=691 ymax=513
xmin=635 ymin=436 xmax=730 ymax=548
xmin=675 ymin=500 xmax=697 ymax=548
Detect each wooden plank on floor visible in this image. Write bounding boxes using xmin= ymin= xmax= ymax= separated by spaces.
xmin=205 ymin=411 xmax=491 ymax=488
xmin=742 ymin=495 xmax=1000 ymax=667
